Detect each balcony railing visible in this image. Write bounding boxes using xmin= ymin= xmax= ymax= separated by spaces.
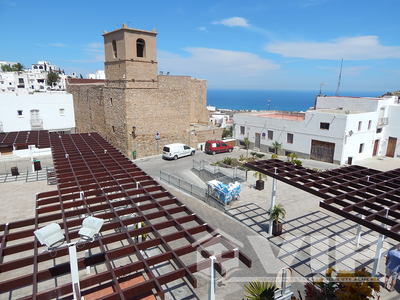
xmin=377 ymin=117 xmax=388 ymax=127
xmin=31 ymin=118 xmax=43 ymax=130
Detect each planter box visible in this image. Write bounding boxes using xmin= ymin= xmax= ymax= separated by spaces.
xmin=255 ymin=179 xmax=264 ymax=190
xmin=272 ymin=221 xmax=283 ymax=236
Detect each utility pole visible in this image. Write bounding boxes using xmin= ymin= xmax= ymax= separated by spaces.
xmin=335 ymin=59 xmax=343 ymax=96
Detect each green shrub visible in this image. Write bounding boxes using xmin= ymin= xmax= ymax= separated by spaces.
xmin=271 ymin=154 xmax=278 ymax=159
xmin=256 ymin=153 xmax=265 ymax=158
xmin=222 ymin=157 xmax=233 ymax=165
xmin=293 ymin=159 xmax=302 ymax=166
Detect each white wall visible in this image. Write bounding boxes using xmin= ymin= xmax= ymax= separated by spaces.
xmin=234 ymin=111 xmax=350 ymax=162
xmin=315 ymin=96 xmax=396 ymax=112
xmin=0 ymin=92 xmax=75 ymax=132
xmin=384 ymin=105 xmax=400 ymax=158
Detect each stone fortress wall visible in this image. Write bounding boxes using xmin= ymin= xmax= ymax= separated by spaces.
xmin=68 ymin=25 xmax=222 ymax=158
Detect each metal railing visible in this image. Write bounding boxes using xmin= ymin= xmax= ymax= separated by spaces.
xmin=192 ymin=159 xmax=247 ymax=183
xmin=377 ymin=117 xmax=388 ymax=126
xmin=159 ymin=169 xmax=226 ymax=212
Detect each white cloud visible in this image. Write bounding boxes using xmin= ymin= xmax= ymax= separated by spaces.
xmin=197 ymin=26 xmax=208 ymax=32
xmin=266 ymin=36 xmax=400 ymax=60
xmin=158 ymin=47 xmax=279 ymax=88
xmin=213 ymin=17 xmax=249 ymax=27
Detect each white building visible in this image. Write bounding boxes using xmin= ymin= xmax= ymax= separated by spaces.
xmin=233 ymin=95 xmax=400 ymax=165
xmin=0 ymin=92 xmax=75 ymax=133
xmin=0 ymin=61 xmax=71 ymax=93
xmin=88 ymin=70 xmax=105 ymax=79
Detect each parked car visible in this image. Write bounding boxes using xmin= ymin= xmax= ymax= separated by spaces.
xmin=162 ymin=143 xmax=195 ymax=160
xmin=205 ymin=140 xmax=233 ymax=155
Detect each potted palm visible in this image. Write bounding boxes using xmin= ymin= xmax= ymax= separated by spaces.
xmin=243 ymin=280 xmax=278 ymax=300
xmin=269 ymin=204 xmax=286 ymax=236
xmin=254 ymin=171 xmax=266 ymax=191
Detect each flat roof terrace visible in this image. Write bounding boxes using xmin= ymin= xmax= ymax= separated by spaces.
xmin=250 ymin=111 xmax=305 ymax=121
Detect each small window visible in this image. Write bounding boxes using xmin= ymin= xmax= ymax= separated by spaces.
xmin=359 ymin=143 xmax=364 ymax=153
xmin=222 ymin=143 xmax=227 ymax=147
xmin=112 ymin=40 xmax=117 ymax=58
xmin=268 ymin=130 xmax=273 ymax=140
xmin=59 ymin=108 xmax=65 ymax=116
xmin=287 ymin=133 xmax=294 ymax=144
xmin=163 ymin=146 xmax=170 ymax=152
xmin=110 ymin=98 xmax=113 ymax=106
xmin=320 ymin=122 xmax=330 ymax=130
xmin=184 ymin=145 xmax=190 ymax=150
xmin=358 ymin=121 xmax=362 ymax=131
xmin=18 ymin=78 xmax=24 ymax=84
xmin=240 ymin=126 xmax=245 ymax=135
xmin=376 ymin=128 xmax=382 ymax=133
xmin=17 ymin=110 xmax=23 ymax=116
xmin=112 ymin=126 xmax=115 ymax=132
xmin=216 ymin=143 xmax=221 ymax=147
xmin=136 ymin=39 xmax=145 ymax=57
xmin=368 ymin=120 xmax=372 ymax=130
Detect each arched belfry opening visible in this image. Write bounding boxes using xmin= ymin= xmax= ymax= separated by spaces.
xmin=112 ymin=40 xmax=117 ymax=58
xmin=136 ymin=39 xmax=145 ymax=57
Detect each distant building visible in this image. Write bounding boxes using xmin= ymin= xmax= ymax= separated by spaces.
xmin=0 ymin=92 xmax=75 ymax=133
xmin=234 ymin=95 xmax=400 ymax=164
xmin=0 ymin=61 xmax=71 ymax=93
xmin=88 ymin=70 xmax=106 ymax=79
xmin=68 ymin=24 xmax=222 ymax=159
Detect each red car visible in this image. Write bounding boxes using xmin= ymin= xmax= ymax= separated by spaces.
xmin=205 ymin=140 xmax=233 ymax=155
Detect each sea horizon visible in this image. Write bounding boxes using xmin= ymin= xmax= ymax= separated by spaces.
xmin=207 ymin=89 xmax=386 ymax=112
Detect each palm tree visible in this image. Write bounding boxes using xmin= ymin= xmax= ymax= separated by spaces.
xmin=272 ymin=141 xmax=281 ymax=155
xmin=269 ymin=204 xmax=286 ymax=224
xmin=244 ymin=281 xmax=278 ymax=300
xmin=244 ymin=137 xmax=250 ymax=157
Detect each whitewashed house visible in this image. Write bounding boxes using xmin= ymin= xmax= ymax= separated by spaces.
xmin=233 ymin=95 xmax=400 ymax=164
xmin=0 ymin=92 xmax=75 ymax=133
xmin=0 ymin=61 xmax=72 ymax=93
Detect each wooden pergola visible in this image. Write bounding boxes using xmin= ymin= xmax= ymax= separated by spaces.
xmin=0 ymin=132 xmax=251 ymax=299
xmin=245 ymin=159 xmax=400 ymax=275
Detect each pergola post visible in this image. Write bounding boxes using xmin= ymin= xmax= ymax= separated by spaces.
xmin=372 ymin=207 xmax=389 ymax=277
xmin=354 ymin=215 xmax=365 ymax=248
xmin=208 ymin=256 xmax=216 ymax=300
xmin=68 ymin=243 xmax=81 ymax=300
xmin=268 ymin=167 xmax=278 ymax=236
xmin=354 ymin=176 xmax=370 ymax=248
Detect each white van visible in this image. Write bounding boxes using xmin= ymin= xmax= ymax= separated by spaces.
xmin=162 ymin=143 xmax=195 ymax=160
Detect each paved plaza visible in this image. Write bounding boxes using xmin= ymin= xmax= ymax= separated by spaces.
xmin=1 ymin=148 xmax=400 ymax=299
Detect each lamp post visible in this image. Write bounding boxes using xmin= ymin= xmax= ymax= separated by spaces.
xmin=34 ymin=216 xmax=104 ymax=299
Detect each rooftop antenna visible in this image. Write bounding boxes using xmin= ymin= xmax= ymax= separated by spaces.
xmin=335 ymin=58 xmax=343 ymax=96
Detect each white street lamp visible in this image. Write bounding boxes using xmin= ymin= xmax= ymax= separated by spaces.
xmin=34 ymin=216 xmax=104 ymax=299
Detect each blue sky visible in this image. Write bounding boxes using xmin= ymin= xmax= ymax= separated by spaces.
xmin=1 ymin=0 xmax=399 ymax=92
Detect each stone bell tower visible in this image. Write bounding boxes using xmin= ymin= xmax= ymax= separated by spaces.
xmin=103 ymin=24 xmax=158 ymax=88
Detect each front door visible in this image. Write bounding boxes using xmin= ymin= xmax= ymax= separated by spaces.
xmin=386 ymin=137 xmax=397 ymax=157
xmin=255 ymin=133 xmax=261 ymax=148
xmin=310 ymin=140 xmax=335 ymax=163
xmin=373 ymin=139 xmax=379 ymax=156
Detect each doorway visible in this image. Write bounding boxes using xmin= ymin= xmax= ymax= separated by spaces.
xmin=373 ymin=139 xmax=379 ymax=156
xmin=386 ymin=137 xmax=397 ymax=157
xmin=310 ymin=140 xmax=335 ymax=163
xmin=255 ymin=133 xmax=261 ymax=149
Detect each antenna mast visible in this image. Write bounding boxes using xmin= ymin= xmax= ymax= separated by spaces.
xmin=335 ymin=58 xmax=343 ymax=96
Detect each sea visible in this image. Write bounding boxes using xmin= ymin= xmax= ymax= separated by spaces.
xmin=206 ymin=89 xmax=385 ymax=111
